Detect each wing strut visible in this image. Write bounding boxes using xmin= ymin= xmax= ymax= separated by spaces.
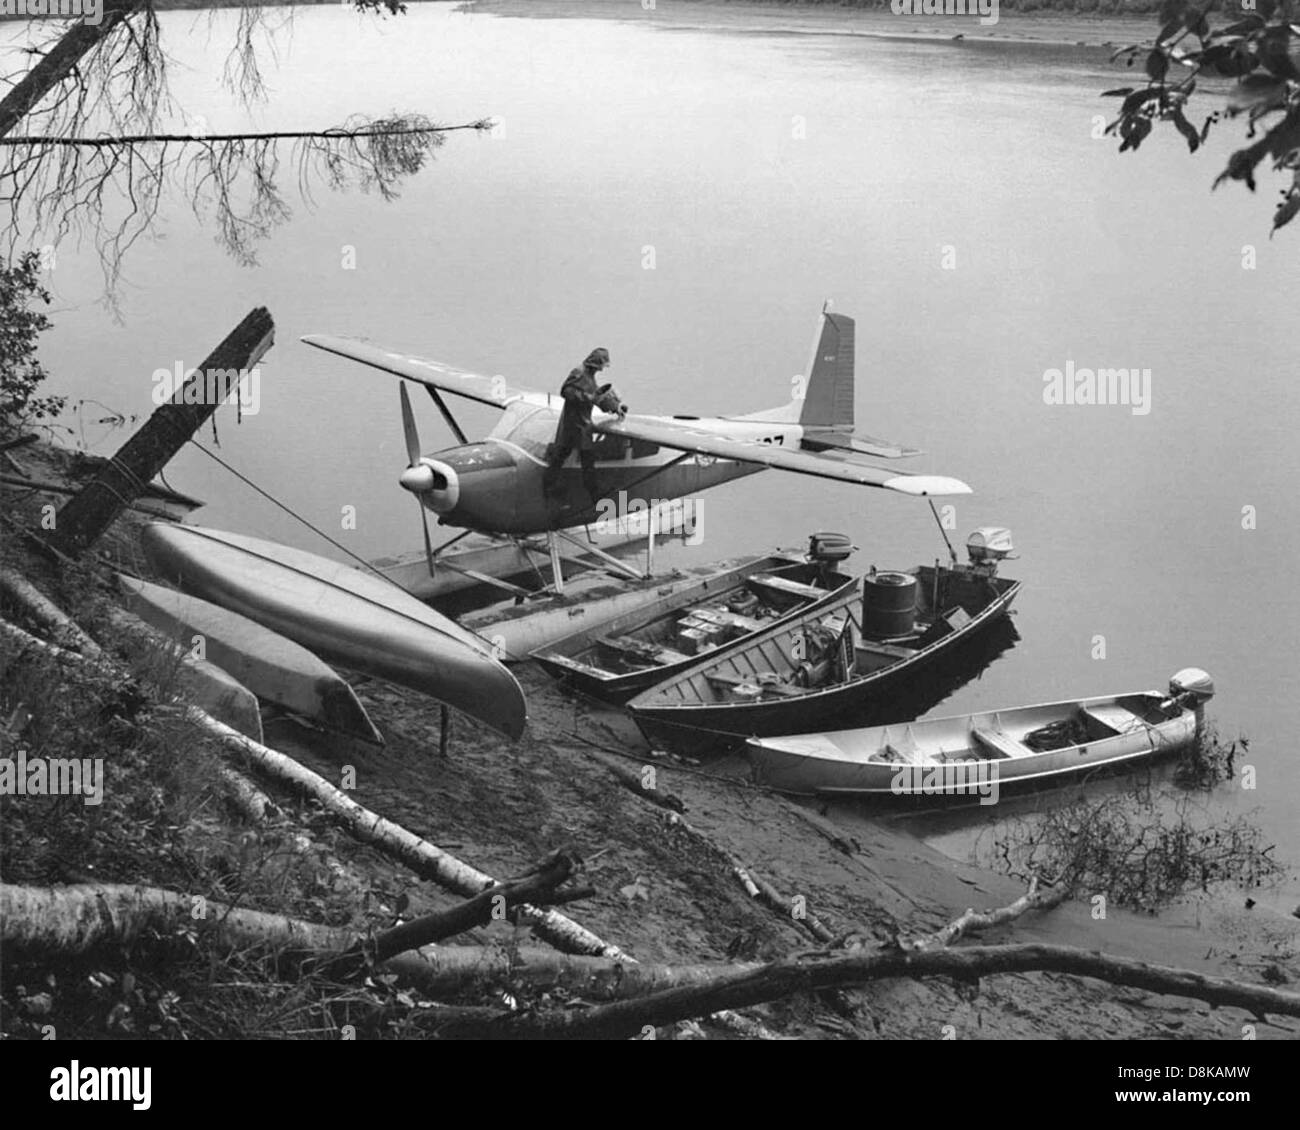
xmin=929 ymin=498 xmax=958 ymax=567
xmin=553 ymin=528 xmax=648 ymax=583
xmin=426 ymin=386 xmax=468 ymax=445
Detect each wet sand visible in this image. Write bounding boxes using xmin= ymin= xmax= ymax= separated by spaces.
xmin=264 ymin=656 xmax=1300 ymax=1038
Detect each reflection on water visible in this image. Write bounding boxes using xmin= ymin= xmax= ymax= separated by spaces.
xmin=19 ymin=3 xmax=1300 ymax=889
xmin=846 ymin=612 xmax=1022 ymax=730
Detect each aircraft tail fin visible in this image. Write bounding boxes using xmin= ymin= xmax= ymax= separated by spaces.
xmin=799 ymin=312 xmax=855 ymax=433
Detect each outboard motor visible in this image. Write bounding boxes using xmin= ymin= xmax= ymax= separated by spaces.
xmin=807 ymin=531 xmax=854 ymax=587
xmin=1168 ymin=667 xmax=1215 ymax=704
xmin=1162 ymin=667 xmax=1215 ymax=737
xmin=966 ymin=527 xmax=1015 ymax=575
xmin=807 ymin=531 xmax=854 ymax=564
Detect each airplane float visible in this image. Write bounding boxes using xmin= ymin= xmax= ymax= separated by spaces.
xmin=302 ymin=308 xmax=971 ymax=594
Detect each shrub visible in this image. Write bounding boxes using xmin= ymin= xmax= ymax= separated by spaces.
xmin=0 ymin=253 xmax=63 ymax=435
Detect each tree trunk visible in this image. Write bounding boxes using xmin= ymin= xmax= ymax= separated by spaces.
xmin=48 ymin=307 xmax=274 ymax=556
xmin=0 ymin=882 xmax=740 ymax=1002
xmin=0 ymin=2 xmax=143 ymax=139
xmin=193 ymin=711 xmax=635 ymax=962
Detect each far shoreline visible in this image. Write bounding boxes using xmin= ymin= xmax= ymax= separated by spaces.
xmin=456 ymin=0 xmax=1159 ymax=52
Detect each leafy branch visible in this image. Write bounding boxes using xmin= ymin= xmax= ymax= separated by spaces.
xmin=1104 ymin=0 xmax=1300 ymax=235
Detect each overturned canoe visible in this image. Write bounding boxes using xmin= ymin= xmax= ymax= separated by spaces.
xmin=117 ymin=575 xmax=383 ymax=744
xmin=107 ymin=607 xmax=264 ymax=744
xmin=139 ymin=523 xmax=526 ymax=739
xmin=745 ymin=669 xmax=1216 ymax=796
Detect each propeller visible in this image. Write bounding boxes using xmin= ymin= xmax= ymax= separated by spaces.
xmin=398 ymin=383 xmax=437 ymax=578
xmin=399 ymin=383 xmax=436 ymax=494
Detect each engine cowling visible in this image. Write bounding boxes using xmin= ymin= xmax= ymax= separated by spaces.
xmin=399 ymin=458 xmax=460 ymax=514
xmin=407 ymin=443 xmax=522 ymax=530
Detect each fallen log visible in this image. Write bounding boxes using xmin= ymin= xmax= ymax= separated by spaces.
xmin=17 ymin=878 xmax=1270 ymax=1042
xmin=215 ymin=764 xmax=281 ymax=824
xmin=400 ymin=940 xmax=1300 ymax=1040
xmin=191 ymin=711 xmax=634 ymax=962
xmin=0 ymin=882 xmax=743 ymax=1003
xmin=339 ymin=849 xmax=593 ymax=968
xmin=0 ymin=617 xmax=123 ymax=690
xmin=0 ymin=568 xmax=103 ymax=658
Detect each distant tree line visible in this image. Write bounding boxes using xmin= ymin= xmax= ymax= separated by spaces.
xmin=704 ymin=0 xmax=1224 ymax=13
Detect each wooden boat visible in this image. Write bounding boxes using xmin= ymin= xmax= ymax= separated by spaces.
xmin=628 ymin=532 xmax=1021 ymax=755
xmin=107 ymin=608 xmax=264 ymax=743
xmin=531 ymin=541 xmax=856 ymax=702
xmin=745 ymin=669 xmax=1216 ymax=796
xmin=117 ymin=575 xmax=384 ymax=744
xmin=139 ymin=523 xmax=527 ymax=739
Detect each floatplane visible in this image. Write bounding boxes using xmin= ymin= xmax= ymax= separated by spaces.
xmin=303 ymin=307 xmax=971 ymax=604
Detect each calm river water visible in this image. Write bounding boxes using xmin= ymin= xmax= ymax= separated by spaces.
xmin=17 ymin=2 xmax=1300 ymax=903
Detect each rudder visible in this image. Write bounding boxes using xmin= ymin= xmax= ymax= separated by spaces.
xmin=799 ymin=312 xmax=855 ymax=433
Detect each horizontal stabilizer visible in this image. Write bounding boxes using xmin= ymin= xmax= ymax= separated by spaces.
xmin=801 ymin=430 xmax=923 ymax=460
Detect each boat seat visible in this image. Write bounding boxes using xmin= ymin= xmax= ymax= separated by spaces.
xmin=596 ymin=636 xmax=690 ymax=668
xmin=1079 ymin=703 xmax=1145 ymax=737
xmin=880 ymin=726 xmax=921 ymax=764
xmin=704 ymin=671 xmax=804 ymax=698
xmin=746 ymin=573 xmax=825 ymax=603
xmin=856 ymin=642 xmax=915 ymax=661
xmin=969 ymin=727 xmax=1024 ymax=760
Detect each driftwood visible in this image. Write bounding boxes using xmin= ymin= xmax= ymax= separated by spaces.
xmin=410 ymin=941 xmax=1300 ymax=1039
xmin=729 ymin=858 xmax=836 ymax=945
xmin=333 ymin=849 xmax=594 ymax=970
xmin=0 ymin=569 xmax=103 ymax=658
xmin=906 ymin=876 xmax=1069 ymax=952
xmin=191 ymin=711 xmax=634 ymax=962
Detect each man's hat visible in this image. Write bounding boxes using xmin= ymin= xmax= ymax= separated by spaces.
xmin=584 ymin=348 xmax=611 ymax=369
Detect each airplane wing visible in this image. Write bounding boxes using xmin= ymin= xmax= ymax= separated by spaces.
xmin=596 ymin=416 xmax=971 ymax=497
xmin=801 ymin=431 xmax=924 ymax=460
xmin=301 ymin=335 xmax=547 ymax=409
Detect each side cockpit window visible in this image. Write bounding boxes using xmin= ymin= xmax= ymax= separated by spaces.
xmin=591 ymin=433 xmax=631 ymax=461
